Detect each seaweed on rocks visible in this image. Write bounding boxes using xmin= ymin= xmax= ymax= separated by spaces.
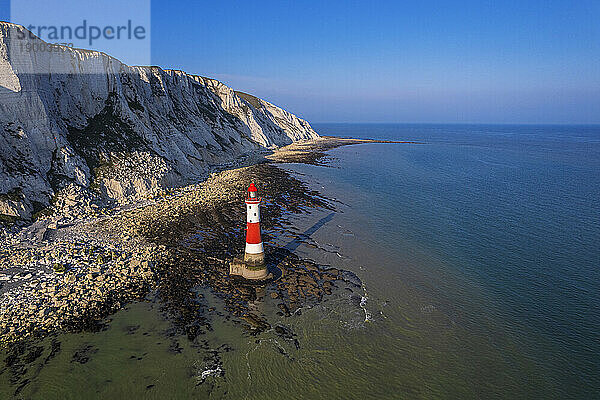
xmin=0 ymin=137 xmax=375 ymax=349
xmin=141 ymin=161 xmax=360 ymax=340
xmin=71 ymin=344 xmax=98 ymax=364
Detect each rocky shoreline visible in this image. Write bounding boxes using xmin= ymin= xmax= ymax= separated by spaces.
xmin=0 ymin=137 xmax=386 ymax=345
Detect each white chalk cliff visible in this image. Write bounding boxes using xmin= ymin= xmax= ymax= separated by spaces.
xmin=0 ymin=22 xmax=319 ymax=219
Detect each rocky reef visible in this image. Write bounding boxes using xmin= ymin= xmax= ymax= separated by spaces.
xmin=0 ymin=22 xmax=319 ymax=220
xmin=0 ymin=138 xmax=369 ymax=344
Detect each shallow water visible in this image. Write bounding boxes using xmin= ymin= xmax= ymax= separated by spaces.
xmin=300 ymin=123 xmax=600 ymax=398
xmin=1 ymin=124 xmax=598 ymax=399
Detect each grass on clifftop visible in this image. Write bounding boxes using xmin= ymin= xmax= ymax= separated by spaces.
xmin=235 ymin=91 xmax=262 ymax=109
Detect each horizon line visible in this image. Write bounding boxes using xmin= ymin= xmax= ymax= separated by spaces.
xmin=311 ymin=121 xmax=600 ymax=126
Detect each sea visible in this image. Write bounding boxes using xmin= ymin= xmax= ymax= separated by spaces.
xmin=1 ymin=124 xmax=598 ymax=399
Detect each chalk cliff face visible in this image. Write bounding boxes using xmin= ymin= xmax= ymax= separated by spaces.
xmin=0 ymin=22 xmax=319 ymax=219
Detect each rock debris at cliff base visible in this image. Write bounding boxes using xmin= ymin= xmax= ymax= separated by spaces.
xmin=0 ymin=21 xmax=319 ymax=220
xmin=0 ymin=137 xmax=375 ymax=345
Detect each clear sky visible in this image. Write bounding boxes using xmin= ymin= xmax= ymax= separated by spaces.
xmin=3 ymin=0 xmax=600 ymax=123
xmin=149 ymin=0 xmax=600 ymax=124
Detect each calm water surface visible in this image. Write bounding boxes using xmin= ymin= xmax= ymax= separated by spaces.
xmin=1 ymin=124 xmax=598 ymax=399
xmin=305 ymin=123 xmax=600 ymax=398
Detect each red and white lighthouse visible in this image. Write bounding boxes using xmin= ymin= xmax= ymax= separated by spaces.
xmin=244 ymin=183 xmax=265 ymax=267
xmin=229 ymin=183 xmax=269 ymax=279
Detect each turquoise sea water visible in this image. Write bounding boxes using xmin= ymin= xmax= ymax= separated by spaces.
xmin=305 ymin=123 xmax=600 ymax=398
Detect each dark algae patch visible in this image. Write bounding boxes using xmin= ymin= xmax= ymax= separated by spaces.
xmin=143 ymin=162 xmax=362 ymax=340
xmin=71 ymin=344 xmax=98 ymax=364
xmin=1 ymin=336 xmax=63 ymax=397
xmin=0 ymin=138 xmax=375 ymax=397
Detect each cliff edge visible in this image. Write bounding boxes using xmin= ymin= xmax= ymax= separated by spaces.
xmin=0 ymin=22 xmax=319 ymax=220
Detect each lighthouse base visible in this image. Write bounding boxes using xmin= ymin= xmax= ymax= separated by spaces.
xmin=244 ymin=252 xmax=265 ymax=268
xmin=229 ymin=255 xmax=271 ymax=280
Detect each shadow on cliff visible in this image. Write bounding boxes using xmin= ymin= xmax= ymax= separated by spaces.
xmin=0 ymin=69 xmax=284 ymax=220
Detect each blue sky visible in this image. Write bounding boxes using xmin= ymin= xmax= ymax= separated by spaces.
xmin=3 ymin=0 xmax=600 ymax=123
xmin=149 ymin=1 xmax=600 ymax=124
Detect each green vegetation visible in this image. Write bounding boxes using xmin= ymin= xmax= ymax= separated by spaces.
xmin=0 ymin=189 xmax=24 ymax=225
xmin=52 ymin=263 xmax=67 ymax=274
xmin=235 ymin=91 xmax=262 ymax=109
xmin=0 ymin=214 xmax=18 ymax=226
xmin=66 ymin=93 xmax=147 ymax=172
xmin=89 ymin=156 xmax=117 ymax=193
xmin=31 ymin=207 xmax=53 ymax=221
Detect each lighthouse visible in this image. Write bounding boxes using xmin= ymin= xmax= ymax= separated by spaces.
xmin=244 ymin=183 xmax=264 ymax=267
xmin=229 ymin=183 xmax=270 ymax=280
